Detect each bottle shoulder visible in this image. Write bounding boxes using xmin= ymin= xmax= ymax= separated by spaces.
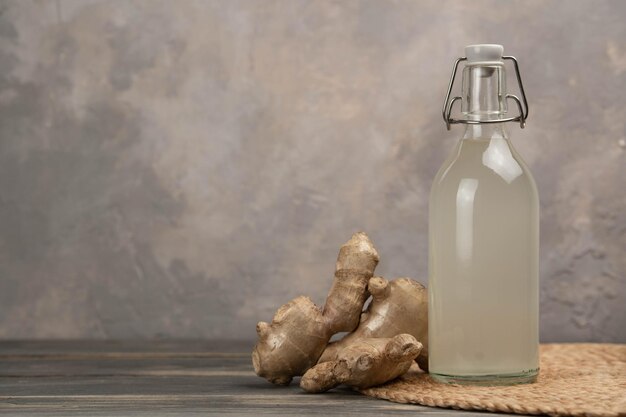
xmin=431 ymin=138 xmax=538 ymax=200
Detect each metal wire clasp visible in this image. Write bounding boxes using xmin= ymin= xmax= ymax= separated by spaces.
xmin=442 ymin=56 xmax=529 ymax=130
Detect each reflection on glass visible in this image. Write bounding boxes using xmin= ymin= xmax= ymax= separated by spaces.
xmin=482 ymin=136 xmax=523 ymax=183
xmin=456 ymin=178 xmax=479 ymax=262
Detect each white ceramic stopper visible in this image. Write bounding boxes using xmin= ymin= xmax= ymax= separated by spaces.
xmin=465 ymin=44 xmax=504 ymax=64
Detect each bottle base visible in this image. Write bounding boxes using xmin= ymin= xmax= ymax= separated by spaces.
xmin=430 ymin=368 xmax=539 ymax=386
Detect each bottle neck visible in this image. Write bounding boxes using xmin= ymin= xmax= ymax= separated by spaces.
xmin=461 ymin=64 xmax=507 ymax=122
xmin=462 ymin=123 xmax=509 ymax=140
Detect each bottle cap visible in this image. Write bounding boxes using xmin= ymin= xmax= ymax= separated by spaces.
xmin=442 ymin=45 xmax=529 ymax=129
xmin=465 ymin=44 xmax=504 ymax=65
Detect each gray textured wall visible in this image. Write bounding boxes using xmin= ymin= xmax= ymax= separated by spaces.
xmin=0 ymin=0 xmax=624 ymax=342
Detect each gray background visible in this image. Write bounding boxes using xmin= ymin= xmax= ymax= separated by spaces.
xmin=0 ymin=0 xmax=624 ymax=342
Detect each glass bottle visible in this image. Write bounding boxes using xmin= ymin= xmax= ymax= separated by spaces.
xmin=428 ymin=44 xmax=539 ymax=385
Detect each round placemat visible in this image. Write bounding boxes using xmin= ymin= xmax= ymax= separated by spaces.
xmin=361 ymin=344 xmax=626 ymax=416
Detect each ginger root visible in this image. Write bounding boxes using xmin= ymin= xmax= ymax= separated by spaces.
xmin=300 ymin=334 xmax=422 ymax=393
xmin=319 ymin=276 xmax=429 ymax=371
xmin=252 ymin=232 xmax=379 ymax=385
xmin=252 ymin=232 xmax=430 ymax=391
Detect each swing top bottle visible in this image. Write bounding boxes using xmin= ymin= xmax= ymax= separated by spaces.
xmin=428 ymin=44 xmax=539 ymax=385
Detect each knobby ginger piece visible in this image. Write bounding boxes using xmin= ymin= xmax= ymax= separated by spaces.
xmin=300 ymin=334 xmax=422 ymax=393
xmin=319 ymin=276 xmax=429 ymax=371
xmin=252 ymin=232 xmax=379 ymax=385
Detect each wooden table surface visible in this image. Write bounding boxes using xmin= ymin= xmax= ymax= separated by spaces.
xmin=0 ymin=340 xmax=507 ymax=416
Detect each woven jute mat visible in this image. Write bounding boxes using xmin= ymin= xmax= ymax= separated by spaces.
xmin=361 ymin=344 xmax=626 ymax=417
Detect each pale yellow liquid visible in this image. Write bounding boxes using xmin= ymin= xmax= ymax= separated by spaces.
xmin=429 ymin=133 xmax=539 ymax=380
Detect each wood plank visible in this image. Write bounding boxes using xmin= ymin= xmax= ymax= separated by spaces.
xmin=0 ymin=374 xmax=494 ymax=415
xmin=1 ymin=393 xmax=494 ymax=416
xmin=0 ymin=357 xmax=252 ymax=377
xmin=0 ymin=355 xmax=254 ymax=377
xmin=0 ymin=341 xmax=510 ymax=416
xmin=2 ymin=394 xmax=497 ymax=416
xmin=0 ymin=340 xmax=254 ymax=356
